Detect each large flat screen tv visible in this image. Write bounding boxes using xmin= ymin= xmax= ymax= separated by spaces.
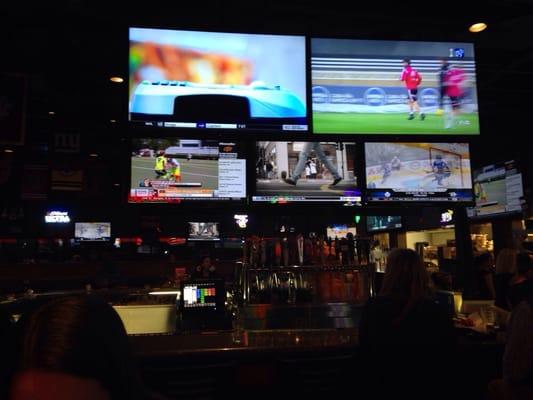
xmin=129 ymin=27 xmax=307 ymax=132
xmin=311 ymin=38 xmax=479 ymax=135
xmin=365 ymin=142 xmax=473 ymax=203
xmin=253 ymin=141 xmax=361 ymax=204
xmin=468 ymin=160 xmax=524 ymax=218
xmin=129 ymin=138 xmax=246 ymax=203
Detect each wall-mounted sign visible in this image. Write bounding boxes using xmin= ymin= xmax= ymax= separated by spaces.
xmin=45 ymin=211 xmax=70 ymax=223
xmin=234 ymin=214 xmax=248 ymax=229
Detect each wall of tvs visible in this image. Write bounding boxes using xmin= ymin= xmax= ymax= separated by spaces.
xmin=124 ymin=26 xmax=486 ymax=208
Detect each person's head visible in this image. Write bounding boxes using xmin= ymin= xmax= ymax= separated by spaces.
xmin=402 ymin=58 xmax=411 ymax=66
xmin=380 ymin=248 xmax=429 ymax=301
xmin=516 ymin=252 xmax=532 ymax=277
xmin=495 ymin=248 xmax=517 ymax=275
xmin=200 ymin=255 xmax=212 ymax=269
xmin=440 ymin=57 xmax=449 ymax=66
xmin=436 ymin=154 xmax=442 ymax=160
xmin=16 ymin=295 xmax=146 ymax=400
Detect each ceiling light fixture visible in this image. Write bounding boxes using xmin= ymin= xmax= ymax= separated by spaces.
xmin=4 ymin=149 xmax=14 ymax=153
xmin=469 ymin=22 xmax=487 ymax=33
xmin=48 ymin=111 xmax=55 ymax=115
xmin=89 ymin=153 xmax=98 ymax=157
xmin=110 ymin=76 xmax=124 ymax=83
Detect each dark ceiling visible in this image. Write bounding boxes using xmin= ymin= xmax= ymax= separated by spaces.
xmin=1 ymin=0 xmax=533 ymax=169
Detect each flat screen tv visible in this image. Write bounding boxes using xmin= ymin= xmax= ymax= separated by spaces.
xmin=74 ymin=222 xmax=111 ymax=242
xmin=129 ymin=27 xmax=307 ymax=132
xmin=326 ymin=224 xmax=357 ymax=240
xmin=188 ymin=222 xmax=220 ymax=241
xmin=366 ymin=216 xmax=402 ymax=232
xmin=129 ymin=138 xmax=246 ymax=203
xmin=311 ymin=38 xmax=479 ymax=135
xmin=468 ymin=160 xmax=524 ymax=218
xmin=364 ymin=142 xmax=473 ymax=203
xmin=253 ymin=141 xmax=361 ymax=204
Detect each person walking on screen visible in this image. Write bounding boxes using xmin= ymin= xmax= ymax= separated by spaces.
xmin=283 ymin=142 xmax=342 ymax=187
xmin=400 ymin=59 xmax=425 ymax=121
xmin=443 ymin=63 xmax=467 ymax=129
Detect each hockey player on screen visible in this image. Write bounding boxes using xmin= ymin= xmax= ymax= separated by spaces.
xmin=381 ymin=162 xmax=392 ymax=184
xmin=431 ymin=154 xmax=451 ymax=186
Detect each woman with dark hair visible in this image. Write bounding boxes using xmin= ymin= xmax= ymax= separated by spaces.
xmin=359 ymin=248 xmax=455 ymax=399
xmin=10 ymin=295 xmax=162 ymax=400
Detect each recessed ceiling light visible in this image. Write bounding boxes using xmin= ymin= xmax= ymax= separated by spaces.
xmin=4 ymin=149 xmax=14 ymax=153
xmin=469 ymin=22 xmax=487 ymax=33
xmin=48 ymin=111 xmax=55 ymax=115
xmin=110 ymin=119 xmax=117 ymax=123
xmin=89 ymin=153 xmax=98 ymax=157
xmin=110 ymin=76 xmax=124 ymax=83
xmin=113 ymin=183 xmax=120 ymax=186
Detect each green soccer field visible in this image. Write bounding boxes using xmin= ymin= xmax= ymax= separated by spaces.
xmin=313 ymin=112 xmax=479 ymax=134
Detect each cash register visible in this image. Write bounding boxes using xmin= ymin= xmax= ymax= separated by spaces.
xmin=177 ymin=279 xmax=230 ymax=332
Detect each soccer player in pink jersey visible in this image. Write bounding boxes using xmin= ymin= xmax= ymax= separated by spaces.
xmin=443 ymin=63 xmax=466 ymax=128
xmin=400 ymin=59 xmax=425 ymax=121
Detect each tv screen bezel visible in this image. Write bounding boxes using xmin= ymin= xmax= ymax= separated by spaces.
xmin=366 ymin=215 xmax=403 ymax=233
xmin=128 ymin=26 xmax=309 ymax=134
xmin=128 ymin=136 xmax=248 ymax=204
xmin=74 ymin=222 xmax=112 ymax=242
xmin=468 ymin=159 xmax=525 ymax=219
xmin=362 ymin=141 xmax=474 ymax=205
xmin=309 ymin=36 xmax=480 ymax=136
xmin=252 ymin=140 xmax=362 ymax=205
xmin=187 ymin=222 xmax=221 ymax=241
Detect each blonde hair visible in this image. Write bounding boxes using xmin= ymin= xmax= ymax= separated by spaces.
xmin=495 ymin=248 xmax=516 ymax=275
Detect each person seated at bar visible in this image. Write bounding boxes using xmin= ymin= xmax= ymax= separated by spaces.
xmin=474 ymin=251 xmax=496 ymax=300
xmin=359 ymin=248 xmax=456 ymax=399
xmin=10 ymin=295 xmax=165 ymax=400
xmin=488 ymin=289 xmax=533 ymax=400
xmin=509 ymin=252 xmax=533 ymax=309
xmin=494 ymin=248 xmax=517 ymax=310
xmin=191 ymin=255 xmax=218 ymax=279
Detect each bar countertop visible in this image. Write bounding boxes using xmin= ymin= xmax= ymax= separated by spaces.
xmin=130 ymin=328 xmax=359 ymax=357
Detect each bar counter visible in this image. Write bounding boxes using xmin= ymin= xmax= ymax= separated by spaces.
xmin=131 ymin=328 xmax=359 ymax=357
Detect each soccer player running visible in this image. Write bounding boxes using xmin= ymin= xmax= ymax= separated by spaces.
xmin=443 ymin=63 xmax=466 ymax=129
xmin=400 ymin=59 xmax=425 ymax=120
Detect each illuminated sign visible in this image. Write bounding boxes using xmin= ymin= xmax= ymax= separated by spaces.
xmin=45 ymin=211 xmax=70 ymax=223
xmin=440 ymin=209 xmax=454 ymax=225
xmin=234 ymin=214 xmax=248 ymax=229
